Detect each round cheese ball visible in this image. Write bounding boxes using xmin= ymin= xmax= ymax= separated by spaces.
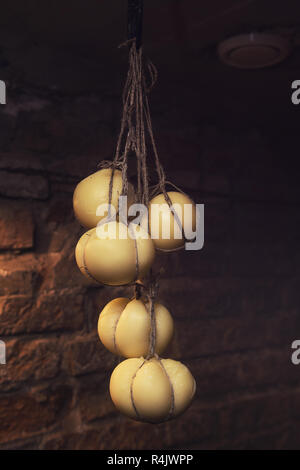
xmin=109 ymin=357 xmax=196 ymax=423
xmin=75 ymin=222 xmax=155 ymax=286
xmin=98 ymin=297 xmax=174 ymax=357
xmin=73 ymin=168 xmax=135 ymax=229
xmin=148 ymin=191 xmax=196 ymax=252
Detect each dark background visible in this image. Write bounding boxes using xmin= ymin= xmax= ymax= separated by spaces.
xmin=0 ymin=0 xmax=300 ymax=450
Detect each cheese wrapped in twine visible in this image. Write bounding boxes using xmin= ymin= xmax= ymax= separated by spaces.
xmin=73 ymin=167 xmax=135 ymax=229
xmin=110 ymin=356 xmax=196 ymax=423
xmin=75 ymin=223 xmax=155 ymax=286
xmin=147 ymin=189 xmax=197 ymax=252
xmin=98 ymin=297 xmax=174 ymax=358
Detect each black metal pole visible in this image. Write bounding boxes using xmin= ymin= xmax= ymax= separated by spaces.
xmin=127 ymin=0 xmax=144 ymax=49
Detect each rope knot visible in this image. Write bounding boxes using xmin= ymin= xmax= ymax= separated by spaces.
xmin=97 ymin=160 xmax=124 ymax=171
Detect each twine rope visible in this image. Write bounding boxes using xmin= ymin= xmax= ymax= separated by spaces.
xmin=146 ymin=275 xmax=159 ymax=359
xmin=97 ymin=40 xmax=187 ymax=353
xmin=99 ymin=40 xmax=160 ymax=207
xmin=99 ymin=39 xmax=187 ymax=226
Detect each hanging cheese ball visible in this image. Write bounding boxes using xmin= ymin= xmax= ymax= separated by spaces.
xmin=98 ymin=297 xmax=174 ymax=357
xmin=147 ymin=191 xmax=196 ymax=252
xmin=109 ymin=357 xmax=196 ymax=423
xmin=75 ymin=221 xmax=155 ymax=286
xmin=73 ymin=168 xmax=135 ymax=229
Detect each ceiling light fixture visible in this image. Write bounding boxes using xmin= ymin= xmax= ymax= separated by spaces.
xmin=217 ymin=32 xmax=291 ymax=69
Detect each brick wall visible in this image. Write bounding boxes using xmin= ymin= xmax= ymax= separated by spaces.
xmin=0 ymin=87 xmax=300 ymax=450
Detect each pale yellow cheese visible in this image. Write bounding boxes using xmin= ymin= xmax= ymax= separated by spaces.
xmin=109 ymin=357 xmax=196 ymax=423
xmin=148 ymin=191 xmax=196 ymax=251
xmin=98 ymin=298 xmax=174 ymax=358
xmin=75 ymin=222 xmax=155 ymax=286
xmin=73 ymin=168 xmax=135 ymax=229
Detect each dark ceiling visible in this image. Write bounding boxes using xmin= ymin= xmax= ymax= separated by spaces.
xmin=0 ymin=0 xmax=300 ymax=129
